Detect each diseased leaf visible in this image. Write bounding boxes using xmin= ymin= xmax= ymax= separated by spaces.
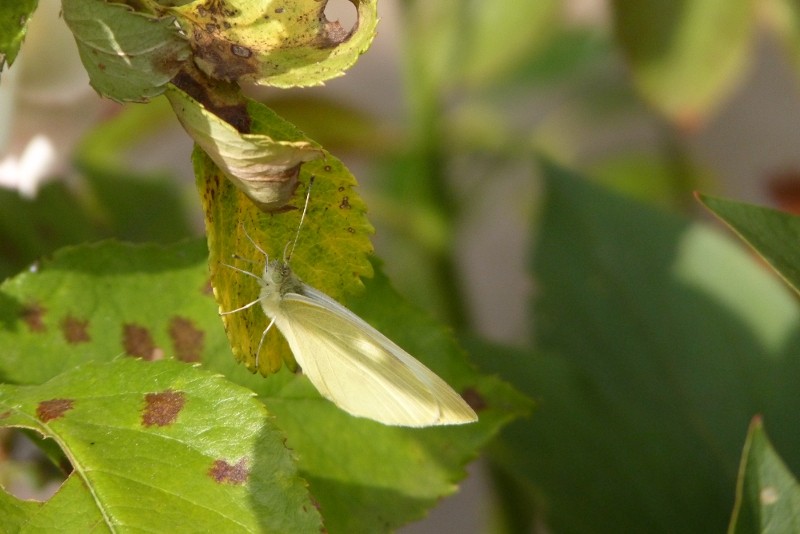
xmin=611 ymin=0 xmax=754 ymax=124
xmin=62 ymin=0 xmax=191 ymax=102
xmin=0 ymin=240 xmax=223 ymax=386
xmin=699 ymin=194 xmax=800 ymax=298
xmin=169 ymin=0 xmax=378 ymax=87
xmin=0 ymin=239 xmax=528 ymax=532
xmin=196 ymin=143 xmax=374 ymax=375
xmin=729 ymin=418 xmax=800 ymax=534
xmin=0 ymin=359 xmax=322 ymax=533
xmin=0 ymin=0 xmax=37 ymax=71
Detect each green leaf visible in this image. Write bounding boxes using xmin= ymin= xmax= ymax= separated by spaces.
xmin=0 ymin=238 xmax=527 ymax=531
xmin=611 ymin=0 xmax=754 ymax=123
xmin=0 ymin=183 xmax=96 ymax=281
xmin=0 ymin=359 xmax=322 ymax=533
xmin=0 ymin=239 xmax=223 ymax=385
xmin=169 ymin=0 xmax=378 ymax=87
xmin=729 ymin=418 xmax=800 ymax=534
xmin=0 ymin=0 xmax=37 ymax=71
xmin=699 ymin=194 xmax=800 ymax=297
xmin=62 ymin=0 xmax=191 ymax=102
xmin=460 ymin=0 xmax=560 ymax=87
xmin=769 ymin=0 xmax=800 ymax=82
xmin=482 ymin=161 xmax=800 ymax=532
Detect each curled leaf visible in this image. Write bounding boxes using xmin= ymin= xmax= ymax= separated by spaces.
xmin=167 ymin=69 xmax=322 ymax=211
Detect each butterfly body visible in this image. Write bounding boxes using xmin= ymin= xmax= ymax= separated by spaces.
xmin=254 ymin=259 xmax=478 ymax=427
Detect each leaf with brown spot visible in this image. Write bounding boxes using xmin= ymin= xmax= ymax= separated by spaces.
xmin=0 ymin=359 xmax=321 ymax=531
xmin=168 ymin=0 xmax=378 ymax=88
xmin=209 ymin=458 xmax=249 ymax=485
xmin=36 ymin=398 xmax=74 ymax=422
xmin=21 ymin=303 xmax=46 ymax=332
xmin=169 ymin=317 xmax=204 ymax=362
xmin=123 ymin=323 xmax=162 ymax=360
xmin=61 ymin=316 xmax=90 ymax=344
xmin=142 ymin=389 xmax=185 ymax=427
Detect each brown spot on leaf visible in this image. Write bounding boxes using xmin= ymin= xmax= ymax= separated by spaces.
xmin=37 ymin=399 xmax=74 ymax=422
xmin=324 ymin=165 xmax=332 ymax=172
xmin=209 ymin=458 xmax=249 ymax=484
xmin=230 ymin=44 xmax=252 ymax=58
xmin=123 ymin=324 xmax=163 ymax=360
xmin=61 ymin=316 xmax=90 ymax=344
xmin=169 ymin=316 xmax=204 ymax=362
xmin=0 ymin=410 xmax=11 ymax=419
xmin=461 ymin=387 xmax=487 ymax=412
xmin=346 ymin=227 xmax=355 ymax=234
xmin=21 ymin=303 xmax=46 ymax=332
xmin=339 ymin=196 xmax=350 ymax=209
xmin=142 ymin=389 xmax=185 ymax=427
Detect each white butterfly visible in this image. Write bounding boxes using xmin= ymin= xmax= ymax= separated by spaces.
xmin=222 ymin=191 xmax=478 ymax=427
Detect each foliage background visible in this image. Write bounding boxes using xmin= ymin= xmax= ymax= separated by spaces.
xmin=5 ymin=0 xmax=800 ymax=532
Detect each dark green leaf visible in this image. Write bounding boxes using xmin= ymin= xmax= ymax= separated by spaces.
xmin=482 ymin=161 xmax=800 ymax=532
xmin=0 ymin=0 xmax=37 ymax=71
xmin=729 ymin=418 xmax=800 ymax=534
xmin=699 ymin=194 xmax=800 ymax=297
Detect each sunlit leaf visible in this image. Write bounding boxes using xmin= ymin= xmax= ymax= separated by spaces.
xmin=611 ymin=0 xmax=754 ymax=125
xmin=0 ymin=359 xmax=322 ymax=533
xmin=461 ymin=0 xmax=560 ymax=87
xmin=62 ymin=0 xmax=191 ymax=102
xmin=699 ymin=193 xmax=800 ymax=297
xmin=196 ymin=144 xmax=374 ymax=375
xmin=166 ymin=76 xmax=322 ymax=211
xmin=0 ymin=0 xmax=37 ymax=71
xmin=169 ymin=0 xmax=378 ymax=87
xmin=0 ymin=238 xmax=528 ymax=532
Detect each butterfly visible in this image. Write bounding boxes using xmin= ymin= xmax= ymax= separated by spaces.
xmin=222 ymin=184 xmax=478 ymax=427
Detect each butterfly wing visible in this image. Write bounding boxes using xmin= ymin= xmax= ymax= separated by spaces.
xmin=273 ymin=285 xmax=478 ymax=427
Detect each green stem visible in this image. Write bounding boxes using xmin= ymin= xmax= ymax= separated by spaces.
xmin=400 ymin=1 xmax=471 ymax=330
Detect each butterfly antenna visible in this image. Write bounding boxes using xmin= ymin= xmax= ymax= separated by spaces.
xmin=286 ymin=176 xmax=314 ymax=263
xmin=241 ymin=224 xmax=270 ymax=261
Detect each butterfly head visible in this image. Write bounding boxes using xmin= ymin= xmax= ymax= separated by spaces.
xmin=260 ymin=259 xmax=302 ymax=303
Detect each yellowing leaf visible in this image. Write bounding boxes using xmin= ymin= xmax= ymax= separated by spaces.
xmin=169 ymin=0 xmax=378 ymax=87
xmin=196 ymin=145 xmax=374 ymax=376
